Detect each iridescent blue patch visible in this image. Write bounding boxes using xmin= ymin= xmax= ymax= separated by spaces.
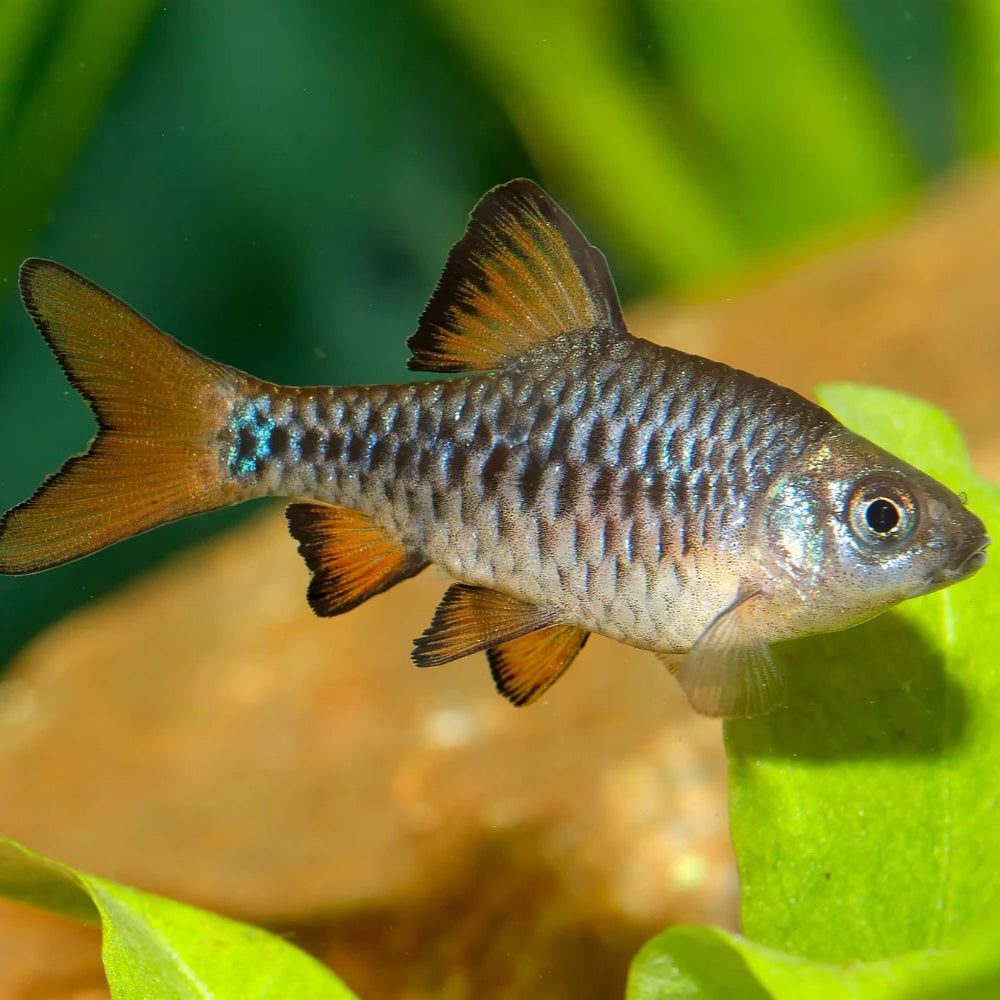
xmin=227 ymin=396 xmax=277 ymax=479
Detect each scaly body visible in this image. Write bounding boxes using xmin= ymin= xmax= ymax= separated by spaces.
xmin=224 ymin=330 xmax=830 ymax=652
xmin=0 ymin=179 xmax=988 ymax=717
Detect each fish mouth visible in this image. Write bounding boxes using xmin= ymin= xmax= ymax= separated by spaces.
xmin=929 ymin=535 xmax=991 ymax=590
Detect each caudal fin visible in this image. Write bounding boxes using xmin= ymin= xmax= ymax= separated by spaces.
xmin=0 ymin=259 xmax=244 ymax=574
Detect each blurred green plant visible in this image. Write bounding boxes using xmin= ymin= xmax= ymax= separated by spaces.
xmin=627 ymin=384 xmax=1000 ymax=998
xmin=431 ymin=0 xmax=917 ymax=288
xmin=0 ymin=0 xmax=157 ymax=288
xmin=952 ymin=0 xmax=1000 ymax=157
xmin=429 ymin=0 xmax=747 ymax=286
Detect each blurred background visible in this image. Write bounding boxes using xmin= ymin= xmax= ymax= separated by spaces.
xmin=2 ymin=2 xmax=1000 ymax=998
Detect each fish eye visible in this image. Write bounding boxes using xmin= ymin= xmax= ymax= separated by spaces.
xmin=865 ymin=498 xmax=900 ymax=534
xmin=847 ymin=478 xmax=917 ymax=546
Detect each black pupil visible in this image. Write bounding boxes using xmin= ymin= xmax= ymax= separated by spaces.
xmin=866 ymin=498 xmax=900 ymax=534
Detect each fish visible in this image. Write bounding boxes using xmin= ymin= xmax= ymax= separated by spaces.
xmin=0 ymin=179 xmax=989 ymax=717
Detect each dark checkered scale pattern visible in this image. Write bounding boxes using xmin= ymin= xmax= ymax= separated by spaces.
xmin=220 ymin=328 xmax=835 ymax=650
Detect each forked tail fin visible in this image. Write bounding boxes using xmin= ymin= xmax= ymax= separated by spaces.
xmin=0 ymin=259 xmax=246 ymax=574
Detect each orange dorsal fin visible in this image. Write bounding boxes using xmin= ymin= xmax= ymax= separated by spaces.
xmin=0 ymin=260 xmax=242 ymax=574
xmin=411 ymin=583 xmax=559 ymax=666
xmin=487 ymin=625 xmax=589 ymax=706
xmin=286 ymin=503 xmax=428 ymax=616
xmin=406 ymin=179 xmax=626 ymax=373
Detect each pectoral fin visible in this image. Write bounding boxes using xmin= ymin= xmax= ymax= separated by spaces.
xmin=664 ymin=584 xmax=785 ymax=718
xmin=412 ymin=584 xmax=559 ymax=667
xmin=488 ymin=625 xmax=590 ymax=706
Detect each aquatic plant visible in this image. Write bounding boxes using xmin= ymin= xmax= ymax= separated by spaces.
xmin=0 ymin=0 xmax=156 ymax=286
xmin=0 ymin=839 xmax=357 ymax=999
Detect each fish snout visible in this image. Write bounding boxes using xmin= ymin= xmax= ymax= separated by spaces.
xmin=956 ymin=535 xmax=990 ymax=578
xmin=931 ymin=534 xmax=990 ymax=588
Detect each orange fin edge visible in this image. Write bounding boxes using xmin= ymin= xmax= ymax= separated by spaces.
xmin=286 ymin=503 xmax=428 ymax=616
xmin=0 ymin=259 xmax=241 ymax=574
xmin=487 ymin=624 xmax=589 ymax=706
xmin=406 ymin=179 xmax=626 ymax=373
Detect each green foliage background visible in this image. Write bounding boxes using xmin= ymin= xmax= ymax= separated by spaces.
xmin=2 ymin=3 xmax=1000 ymax=997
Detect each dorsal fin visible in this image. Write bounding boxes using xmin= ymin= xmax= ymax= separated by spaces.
xmin=487 ymin=625 xmax=589 ymax=706
xmin=285 ymin=503 xmax=428 ymax=616
xmin=411 ymin=583 xmax=559 ymax=666
xmin=407 ymin=179 xmax=626 ymax=373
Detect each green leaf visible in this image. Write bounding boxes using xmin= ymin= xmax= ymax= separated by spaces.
xmin=0 ymin=838 xmax=358 ymax=999
xmin=627 ymin=918 xmax=1000 ymax=1000
xmin=627 ymin=926 xmax=772 ymax=999
xmin=726 ymin=383 xmax=1000 ymax=963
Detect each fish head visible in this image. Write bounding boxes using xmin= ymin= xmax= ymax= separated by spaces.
xmin=759 ymin=427 xmax=989 ymax=636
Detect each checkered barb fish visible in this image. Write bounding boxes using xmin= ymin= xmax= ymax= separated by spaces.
xmin=0 ymin=180 xmax=989 ymax=717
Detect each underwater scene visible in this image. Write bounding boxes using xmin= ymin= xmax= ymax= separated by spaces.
xmin=1 ymin=3 xmax=1000 ymax=998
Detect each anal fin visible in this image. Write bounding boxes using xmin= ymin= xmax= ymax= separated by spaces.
xmin=663 ymin=583 xmax=785 ymax=718
xmin=412 ymin=584 xmax=558 ymax=667
xmin=488 ymin=625 xmax=589 ymax=706
xmin=285 ymin=503 xmax=428 ymax=617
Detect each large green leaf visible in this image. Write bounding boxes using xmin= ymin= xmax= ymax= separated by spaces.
xmin=0 ymin=838 xmax=358 ymax=999
xmin=725 ymin=384 xmax=1000 ymax=962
